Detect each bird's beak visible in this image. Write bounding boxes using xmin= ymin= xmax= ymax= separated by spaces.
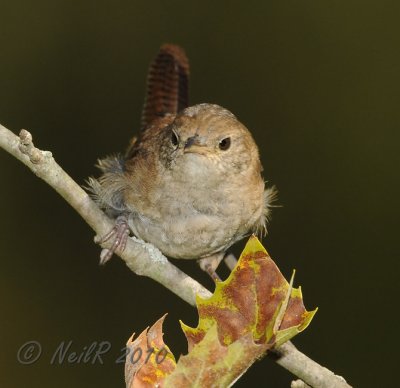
xmin=183 ymin=136 xmax=208 ymax=155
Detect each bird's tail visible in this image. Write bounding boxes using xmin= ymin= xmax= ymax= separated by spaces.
xmin=141 ymin=44 xmax=190 ymax=129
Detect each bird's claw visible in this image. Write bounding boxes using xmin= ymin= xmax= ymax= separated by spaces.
xmin=95 ymin=215 xmax=130 ymax=265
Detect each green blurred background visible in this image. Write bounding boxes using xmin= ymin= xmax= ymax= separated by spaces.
xmin=1 ymin=1 xmax=399 ymax=387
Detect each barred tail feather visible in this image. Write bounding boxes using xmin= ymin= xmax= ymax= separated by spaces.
xmin=141 ymin=44 xmax=190 ymax=129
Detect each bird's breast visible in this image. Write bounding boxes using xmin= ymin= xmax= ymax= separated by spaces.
xmin=127 ymin=174 xmax=264 ymax=259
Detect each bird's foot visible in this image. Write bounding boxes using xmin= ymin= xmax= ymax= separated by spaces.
xmin=197 ymin=252 xmax=226 ymax=282
xmin=94 ymin=215 xmax=130 ymax=265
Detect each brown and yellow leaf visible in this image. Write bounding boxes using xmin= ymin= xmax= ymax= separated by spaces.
xmin=164 ymin=324 xmax=263 ymax=387
xmin=125 ymin=314 xmax=176 ymax=388
xmin=125 ymin=236 xmax=317 ymax=387
xmin=181 ymin=235 xmax=317 ymax=350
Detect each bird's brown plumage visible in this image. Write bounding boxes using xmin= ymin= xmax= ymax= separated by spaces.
xmin=88 ymin=44 xmax=275 ymax=276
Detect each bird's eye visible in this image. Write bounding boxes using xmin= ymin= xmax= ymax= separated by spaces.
xmin=218 ymin=137 xmax=231 ymax=151
xmin=171 ymin=130 xmax=179 ymax=147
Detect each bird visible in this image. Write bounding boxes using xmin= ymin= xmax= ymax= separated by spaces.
xmin=88 ymin=44 xmax=276 ymax=279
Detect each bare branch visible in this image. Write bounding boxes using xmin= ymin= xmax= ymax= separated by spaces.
xmin=272 ymin=342 xmax=351 ymax=388
xmin=0 ymin=123 xmax=352 ymax=388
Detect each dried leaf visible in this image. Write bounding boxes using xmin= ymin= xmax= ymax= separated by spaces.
xmin=164 ymin=324 xmax=263 ymax=388
xmin=125 ymin=314 xmax=176 ymax=388
xmin=125 ymin=236 xmax=317 ymax=387
xmin=181 ymin=235 xmax=317 ymax=350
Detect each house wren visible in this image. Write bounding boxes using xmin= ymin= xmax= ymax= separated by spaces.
xmin=88 ymin=44 xmax=275 ymax=278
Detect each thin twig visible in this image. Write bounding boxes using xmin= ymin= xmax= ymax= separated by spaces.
xmin=271 ymin=342 xmax=350 ymax=388
xmin=0 ymin=123 xmax=351 ymax=388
